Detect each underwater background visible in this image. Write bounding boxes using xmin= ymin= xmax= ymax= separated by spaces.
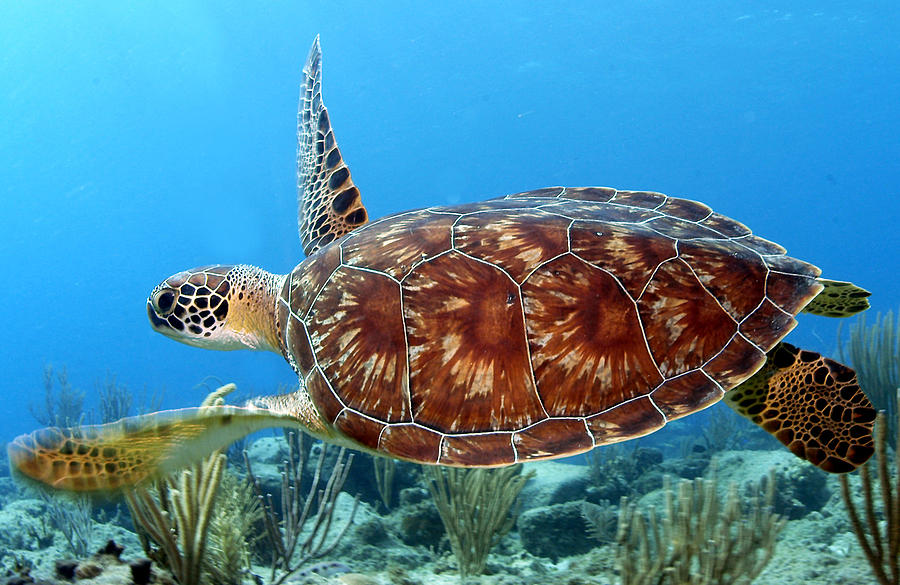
xmin=0 ymin=2 xmax=899 ymax=585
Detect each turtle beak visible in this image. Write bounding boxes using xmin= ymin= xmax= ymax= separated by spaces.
xmin=147 ymin=285 xmax=184 ymax=335
xmin=147 ymin=300 xmax=170 ymax=331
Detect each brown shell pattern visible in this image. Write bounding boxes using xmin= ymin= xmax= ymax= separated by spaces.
xmin=283 ymin=187 xmax=823 ymax=465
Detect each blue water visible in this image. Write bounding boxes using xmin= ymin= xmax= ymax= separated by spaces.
xmin=0 ymin=2 xmax=897 ymax=439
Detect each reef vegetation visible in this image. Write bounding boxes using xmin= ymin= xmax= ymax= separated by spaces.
xmin=2 ymin=309 xmax=899 ymax=585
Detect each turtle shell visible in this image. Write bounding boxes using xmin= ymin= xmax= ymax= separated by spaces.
xmin=277 ymin=187 xmax=823 ymax=466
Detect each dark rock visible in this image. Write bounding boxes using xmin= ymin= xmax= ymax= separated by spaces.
xmin=545 ymin=475 xmax=591 ymax=506
xmin=129 ymin=558 xmax=153 ymax=585
xmin=660 ymin=453 xmax=711 ymax=480
xmin=398 ymin=486 xmax=429 ymax=507
xmin=631 ymin=469 xmax=664 ymax=494
xmin=773 ymin=462 xmax=829 ymax=519
xmin=518 ymin=501 xmax=595 ymax=561
xmin=54 ymin=560 xmax=78 ymax=581
xmin=584 ymin=475 xmax=630 ymax=503
xmin=634 ymin=447 xmax=663 ymax=468
xmin=398 ymin=502 xmax=444 ymax=548
xmin=355 ymin=516 xmax=389 ymax=545
xmin=96 ymin=539 xmax=125 ymax=559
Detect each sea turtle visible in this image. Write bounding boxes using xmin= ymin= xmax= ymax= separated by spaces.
xmin=9 ymin=38 xmax=877 ymax=492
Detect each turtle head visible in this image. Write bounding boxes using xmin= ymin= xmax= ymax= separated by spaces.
xmin=147 ymin=264 xmax=285 ymax=353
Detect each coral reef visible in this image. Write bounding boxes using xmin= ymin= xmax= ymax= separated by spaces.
xmin=0 ymin=540 xmax=170 ymax=585
xmin=245 ymin=430 xmax=358 ymax=585
xmin=124 ymin=387 xmax=230 ymax=585
xmin=839 ymin=309 xmax=899 ymax=446
xmin=425 ymin=465 xmax=532 ymax=581
xmin=616 ymin=471 xmax=785 ymax=585
xmin=29 ymin=365 xmax=84 ymax=428
xmin=519 ymin=500 xmax=595 ymax=560
xmin=5 ymin=373 xmax=898 ymax=585
xmin=203 ymin=469 xmax=263 ymax=585
xmin=840 ymin=392 xmax=900 ymax=585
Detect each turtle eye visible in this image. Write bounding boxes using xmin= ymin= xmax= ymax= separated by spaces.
xmin=154 ymin=290 xmax=177 ymax=316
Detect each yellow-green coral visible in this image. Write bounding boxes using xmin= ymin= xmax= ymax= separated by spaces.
xmin=840 ymin=394 xmax=900 ymax=585
xmin=204 ymin=469 xmax=264 ymax=585
xmin=425 ymin=465 xmax=533 ymax=581
xmin=616 ymin=471 xmax=785 ymax=585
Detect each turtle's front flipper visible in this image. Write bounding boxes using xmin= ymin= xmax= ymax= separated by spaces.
xmin=724 ymin=343 xmax=876 ymax=473
xmin=7 ymin=405 xmax=299 ymax=492
xmin=803 ymin=279 xmax=870 ymax=317
xmin=296 ymin=36 xmax=368 ymax=256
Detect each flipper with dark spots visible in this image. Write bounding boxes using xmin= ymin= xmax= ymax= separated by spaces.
xmin=297 ymin=36 xmax=368 ymax=256
xmin=724 ymin=343 xmax=876 ymax=473
xmin=803 ymin=279 xmax=871 ymax=318
xmin=7 ymin=405 xmax=300 ymax=493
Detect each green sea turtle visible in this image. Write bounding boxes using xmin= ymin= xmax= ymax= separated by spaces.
xmin=9 ymin=37 xmax=876 ymax=492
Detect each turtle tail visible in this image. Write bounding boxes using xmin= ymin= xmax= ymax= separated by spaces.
xmin=7 ymin=405 xmax=298 ymax=493
xmin=724 ymin=343 xmax=876 ymax=473
xmin=803 ymin=279 xmax=870 ymax=317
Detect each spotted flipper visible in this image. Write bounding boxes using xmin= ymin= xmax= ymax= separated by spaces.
xmin=724 ymin=343 xmax=876 ymax=473
xmin=7 ymin=405 xmax=298 ymax=492
xmin=803 ymin=279 xmax=871 ymax=317
xmin=297 ymin=36 xmax=368 ymax=256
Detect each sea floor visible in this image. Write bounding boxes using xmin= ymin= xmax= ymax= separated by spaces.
xmin=0 ymin=441 xmax=887 ymax=585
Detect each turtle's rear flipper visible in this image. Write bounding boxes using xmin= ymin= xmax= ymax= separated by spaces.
xmin=7 ymin=405 xmax=297 ymax=492
xmin=803 ymin=279 xmax=870 ymax=317
xmin=724 ymin=343 xmax=876 ymax=473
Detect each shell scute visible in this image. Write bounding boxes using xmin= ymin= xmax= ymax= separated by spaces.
xmin=651 ymin=370 xmax=723 ymax=420
xmin=678 ymin=239 xmax=768 ymax=320
xmin=342 ymin=210 xmax=454 ymax=280
xmin=766 ymin=272 xmax=823 ymax=316
xmin=546 ymin=200 xmax=661 ymax=223
xmin=402 ymin=251 xmax=545 ymax=432
xmin=609 ymin=190 xmax=667 ymax=209
xmin=334 ymin=410 xmax=384 ymax=450
xmin=522 ymin=254 xmax=663 ymax=416
xmin=378 ymin=424 xmax=442 ymax=463
xmin=765 ymin=254 xmax=822 ymax=278
xmin=739 ymin=299 xmax=797 ymax=351
xmin=658 ymin=197 xmax=712 ymax=222
xmin=453 ymin=210 xmax=570 ymax=283
xmin=569 ymin=220 xmax=677 ymax=299
xmin=289 ymin=243 xmax=341 ymax=319
xmin=285 ymin=314 xmax=316 ymax=373
xmin=513 ymin=419 xmax=594 ymax=460
xmin=308 ymin=266 xmax=410 ymax=422
xmin=559 ymin=186 xmax=617 ymax=202
xmin=440 ymin=433 xmax=516 ymax=466
xmin=701 ymin=213 xmax=752 ymax=238
xmin=703 ymin=334 xmax=767 ymax=390
xmin=739 ymin=234 xmax=787 ymax=256
xmin=504 ymin=187 xmax=565 ymax=199
xmin=275 ymin=282 xmax=291 ymax=357
xmin=645 ymin=216 xmax=724 ymax=239
xmin=638 ymin=259 xmax=737 ymax=377
xmin=448 ymin=198 xmax=538 ymax=214
xmin=305 ymin=368 xmax=343 ymax=424
xmin=585 ymin=397 xmax=666 ymax=444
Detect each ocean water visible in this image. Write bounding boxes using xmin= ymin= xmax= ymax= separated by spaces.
xmin=0 ymin=0 xmax=899 ymax=559
xmin=0 ymin=2 xmax=899 ymax=583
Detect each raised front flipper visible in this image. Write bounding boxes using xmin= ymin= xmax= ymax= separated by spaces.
xmin=7 ymin=404 xmax=299 ymax=492
xmin=297 ymin=36 xmax=368 ymax=256
xmin=725 ymin=343 xmax=876 ymax=473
